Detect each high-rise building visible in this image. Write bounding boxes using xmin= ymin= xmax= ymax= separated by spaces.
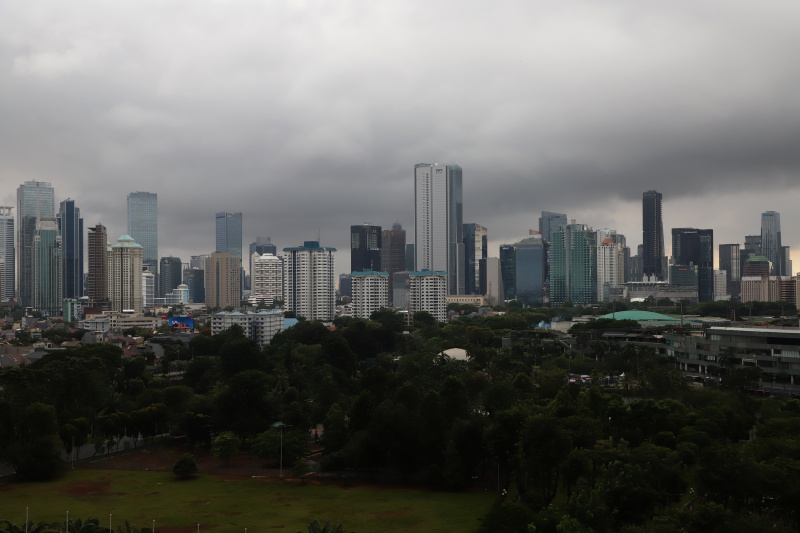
xmin=17 ymin=181 xmax=55 ymax=307
xmin=516 ymin=236 xmax=546 ymax=305
xmin=185 ymin=268 xmax=205 ymax=303
xmin=714 ymin=270 xmax=727 ymax=301
xmin=33 ymin=220 xmax=61 ymax=315
xmin=499 ymin=243 xmax=517 ymax=301
xmin=338 ymin=273 xmax=352 ymax=299
xmin=408 ymin=269 xmax=448 ymax=323
xmin=405 ymin=244 xmax=415 ymax=272
xmin=781 ymin=245 xmax=792 ymax=277
xmin=351 ymin=223 xmax=382 ymax=272
xmin=463 ymin=223 xmax=488 ymax=295
xmin=215 ymin=212 xmax=243 ymax=260
xmin=87 ymin=224 xmax=110 ymax=310
xmin=159 ymin=256 xmax=183 ymax=298
xmin=142 ymin=271 xmax=156 ymax=309
xmin=597 ymin=236 xmax=625 ymax=302
xmin=283 ymin=241 xmax=336 ymax=321
xmin=482 ymin=257 xmax=504 ymax=306
xmin=672 ymin=228 xmax=714 ymax=302
xmin=414 ymin=163 xmax=464 ymax=295
xmin=190 ymin=254 xmax=210 ymax=270
xmin=249 ymin=237 xmax=277 ymax=285
xmin=108 ymin=234 xmax=143 ymax=313
xmin=0 ymin=207 xmax=14 ymax=301
xmin=761 ymin=211 xmax=782 ymax=275
xmin=57 ymin=199 xmax=83 ymax=299
xmin=550 ymin=223 xmax=598 ymax=306
xmin=351 ymin=270 xmax=389 ymax=319
xmin=642 ymin=190 xmax=664 ymax=281
xmin=127 ymin=192 xmax=158 ymax=272
xmin=205 ymin=252 xmax=242 ymax=309
xmin=718 ymin=244 xmax=741 ymax=299
xmin=539 ymin=211 xmax=567 ymax=243
xmin=381 ymin=223 xmax=406 ymax=305
xmin=252 ymin=253 xmax=283 ymax=300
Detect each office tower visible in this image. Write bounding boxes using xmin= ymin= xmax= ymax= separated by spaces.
xmin=516 ymin=236 xmax=546 ymax=305
xmin=761 ymin=211 xmax=782 ymax=275
xmin=597 ymin=236 xmax=625 ymax=302
xmin=252 ymin=252 xmax=283 ymax=300
xmin=482 ymin=257 xmax=504 ymax=306
xmin=741 ymin=235 xmax=762 ymax=276
xmin=642 ymin=190 xmax=664 ymax=280
xmin=392 ymin=271 xmax=410 ymax=309
xmin=782 ymin=246 xmax=792 ymax=277
xmin=718 ymin=244 xmax=741 ymax=299
xmin=714 ymin=270 xmax=727 ymax=301
xmin=87 ymin=224 xmax=110 ymax=309
xmin=127 ymin=192 xmax=158 ymax=272
xmin=338 ymin=274 xmax=352 ymax=298
xmin=381 ymin=223 xmax=406 ymax=305
xmin=108 ymin=235 xmax=144 ymax=313
xmin=499 ymin=244 xmax=517 ymax=301
xmin=205 ymin=252 xmax=242 ymax=309
xmin=463 ymin=223 xmax=488 ymax=295
xmin=185 ymin=268 xmax=205 ymax=303
xmin=351 ymin=271 xmax=389 ymax=319
xmin=672 ymin=228 xmax=714 ymax=302
xmin=158 ymin=256 xmax=182 ymax=298
xmin=408 ymin=269 xmax=447 ymax=323
xmin=743 ymin=255 xmax=771 ymax=277
xmin=550 ymin=223 xmax=598 ymax=306
xmin=283 ymin=241 xmax=336 ymax=321
xmin=539 ymin=211 xmax=567 ymax=242
xmin=17 ymin=181 xmax=55 ymax=307
xmin=142 ymin=271 xmax=155 ymax=309
xmin=215 ymin=212 xmax=243 ymax=259
xmin=33 ymin=220 xmax=61 ymax=315
xmin=405 ymin=244 xmax=415 ymax=272
xmin=351 ymin=223 xmax=382 ymax=272
xmin=0 ymin=207 xmax=14 ymax=301
xmin=414 ymin=163 xmax=464 ymax=294
xmin=57 ymin=199 xmax=83 ymax=299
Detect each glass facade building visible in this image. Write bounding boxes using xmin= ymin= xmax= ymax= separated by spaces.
xmin=671 ymin=228 xmax=714 ymax=302
xmin=516 ymin=237 xmax=546 ymax=305
xmin=539 ymin=211 xmax=567 ymax=242
xmin=127 ymin=192 xmax=158 ymax=271
xmin=550 ymin=224 xmax=597 ymax=306
xmin=33 ymin=220 xmax=61 ymax=315
xmin=719 ymin=243 xmax=741 ymax=299
xmin=350 ymin=223 xmax=382 ymax=272
xmin=57 ymin=199 xmax=84 ymax=299
xmin=642 ymin=190 xmax=664 ymax=280
xmin=761 ymin=211 xmax=782 ymax=275
xmin=463 ymin=223 xmax=487 ymax=295
xmin=216 ymin=212 xmax=243 ymax=260
xmin=499 ymin=243 xmax=517 ymax=301
xmin=17 ymin=181 xmax=55 ymax=307
xmin=0 ymin=206 xmax=14 ymax=301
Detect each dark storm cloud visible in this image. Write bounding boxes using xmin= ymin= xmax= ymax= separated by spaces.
xmin=2 ymin=0 xmax=800 ymax=272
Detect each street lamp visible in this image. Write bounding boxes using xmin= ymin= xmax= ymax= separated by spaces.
xmin=272 ymin=422 xmax=291 ymax=478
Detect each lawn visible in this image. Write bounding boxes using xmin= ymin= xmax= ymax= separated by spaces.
xmin=0 ymin=469 xmax=495 ymax=532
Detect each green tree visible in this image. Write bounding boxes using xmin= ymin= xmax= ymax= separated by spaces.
xmin=172 ymin=454 xmax=198 ymax=479
xmin=211 ymin=431 xmax=240 ymax=466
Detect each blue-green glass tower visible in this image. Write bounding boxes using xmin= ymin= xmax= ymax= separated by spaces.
xmin=57 ymin=199 xmax=84 ymax=299
xmin=17 ymin=181 xmax=55 ymax=307
xmin=550 ymin=223 xmax=597 ymax=306
xmin=33 ymin=219 xmax=62 ymax=315
xmin=127 ymin=192 xmax=158 ymax=272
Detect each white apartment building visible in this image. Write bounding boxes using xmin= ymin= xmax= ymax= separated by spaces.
xmin=252 ymin=252 xmax=283 ymax=300
xmin=351 ymin=270 xmax=389 ymax=319
xmin=714 ymin=270 xmax=728 ymax=301
xmin=211 ymin=310 xmax=285 ymax=347
xmin=109 ymin=235 xmax=143 ymax=314
xmin=283 ymin=241 xmax=336 ymax=322
xmin=597 ymin=237 xmax=624 ymax=302
xmin=408 ymin=269 xmax=447 ymax=323
xmin=142 ymin=271 xmax=155 ymax=309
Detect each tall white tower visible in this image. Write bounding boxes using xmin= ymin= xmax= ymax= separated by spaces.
xmin=283 ymin=241 xmax=336 ymax=321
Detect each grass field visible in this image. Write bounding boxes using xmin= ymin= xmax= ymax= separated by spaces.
xmin=0 ymin=468 xmax=495 ymax=532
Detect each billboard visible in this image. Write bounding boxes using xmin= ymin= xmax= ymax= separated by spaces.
xmin=169 ymin=316 xmax=194 ymax=330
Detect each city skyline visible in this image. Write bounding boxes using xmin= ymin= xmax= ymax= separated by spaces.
xmin=2 ymin=3 xmax=800 ymax=275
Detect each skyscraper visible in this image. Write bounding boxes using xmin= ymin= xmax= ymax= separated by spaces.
xmin=87 ymin=224 xmax=110 ymax=310
xmin=33 ymin=220 xmax=61 ymax=315
xmin=249 ymin=237 xmax=277 ymax=285
xmin=0 ymin=207 xmax=14 ymax=301
xmin=17 ymin=181 xmax=55 ymax=307
xmin=597 ymin=236 xmax=625 ymax=302
xmin=381 ymin=223 xmax=406 ymax=305
xmin=642 ymin=190 xmax=664 ymax=281
xmin=283 ymin=241 xmax=336 ymax=321
xmin=204 ymin=252 xmax=241 ymax=309
xmin=516 ymin=236 xmax=546 ymax=305
xmin=550 ymin=223 xmax=598 ymax=306
xmin=463 ymin=223 xmax=488 ymax=295
xmin=539 ymin=211 xmax=567 ymax=242
xmin=127 ymin=192 xmax=157 ymax=273
xmin=499 ymin=243 xmax=517 ymax=301
xmin=761 ymin=211 xmax=782 ymax=275
xmin=109 ymin=235 xmax=144 ymax=313
xmin=215 ymin=212 xmax=243 ymax=259
xmin=414 ymin=163 xmax=464 ymax=295
xmin=57 ymin=199 xmax=83 ymax=299
xmin=718 ymin=244 xmax=741 ymax=299
xmin=159 ymin=256 xmax=183 ymax=298
xmin=251 ymin=252 xmax=283 ymax=300
xmin=672 ymin=228 xmax=714 ymax=302
xmin=351 ymin=271 xmax=389 ymax=319
xmin=350 ymin=223 xmax=382 ymax=272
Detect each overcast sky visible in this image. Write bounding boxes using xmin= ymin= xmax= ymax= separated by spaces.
xmin=2 ymin=1 xmax=800 ymax=275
